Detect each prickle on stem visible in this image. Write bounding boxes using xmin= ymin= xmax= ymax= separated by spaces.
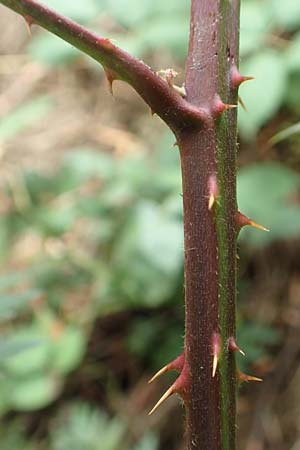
xmin=149 ymin=363 xmax=189 ymax=415
xmin=228 ymin=337 xmax=245 ymax=356
xmin=231 ymin=65 xmax=254 ymax=90
xmin=104 ymin=68 xmax=119 ymax=95
xmin=148 ymin=385 xmax=175 ymax=415
xmin=238 ymin=96 xmax=247 ymax=111
xmin=23 ymin=14 xmax=35 ymax=36
xmin=208 ymin=174 xmax=218 ymax=210
xmin=148 ymin=352 xmax=185 ymax=384
xmin=236 ymin=210 xmax=269 ymax=232
xmin=212 ymin=94 xmax=237 ymax=117
xmin=238 ymin=370 xmax=262 ymax=383
xmin=212 ymin=333 xmax=221 ymax=378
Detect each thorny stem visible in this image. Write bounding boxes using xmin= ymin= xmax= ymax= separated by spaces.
xmin=0 ymin=1 xmax=254 ymax=449
xmin=179 ymin=1 xmax=240 ymax=449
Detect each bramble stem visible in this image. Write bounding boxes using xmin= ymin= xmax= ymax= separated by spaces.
xmin=1 ymin=1 xmax=242 ymax=448
xmin=179 ymin=1 xmax=240 ymax=449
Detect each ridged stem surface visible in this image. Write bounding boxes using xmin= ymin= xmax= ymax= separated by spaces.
xmin=179 ymin=1 xmax=240 ymax=449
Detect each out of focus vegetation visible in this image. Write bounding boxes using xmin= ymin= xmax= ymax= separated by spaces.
xmin=0 ymin=1 xmax=300 ymax=449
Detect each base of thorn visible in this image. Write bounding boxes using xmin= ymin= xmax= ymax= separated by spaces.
xmin=148 ymin=353 xmax=185 ymax=384
xmin=228 ymin=337 xmax=245 ymax=356
xmin=236 ymin=210 xmax=269 ymax=232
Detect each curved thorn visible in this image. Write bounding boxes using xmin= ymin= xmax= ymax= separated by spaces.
xmin=228 ymin=337 xmax=245 ymax=356
xmin=148 ymin=365 xmax=170 ymax=384
xmin=148 ymin=385 xmax=175 ymax=415
xmin=104 ymin=68 xmax=119 ymax=96
xmin=148 ymin=353 xmax=185 ymax=384
xmin=23 ymin=14 xmax=34 ymax=36
xmin=231 ymin=65 xmax=254 ymax=89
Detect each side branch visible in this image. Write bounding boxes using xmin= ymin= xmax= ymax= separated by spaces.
xmin=0 ymin=0 xmax=207 ymax=132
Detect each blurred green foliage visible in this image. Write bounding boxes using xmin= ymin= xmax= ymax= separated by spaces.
xmin=1 ymin=0 xmax=300 ymax=448
xmin=26 ymin=0 xmax=300 ymax=141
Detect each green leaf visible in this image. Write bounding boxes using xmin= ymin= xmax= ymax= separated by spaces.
xmin=3 ymin=328 xmax=50 ymax=375
xmin=62 ymin=149 xmax=115 ymax=182
xmin=42 ymin=0 xmax=100 ymax=22
xmin=238 ymin=163 xmax=300 ymax=245
xmin=272 ymin=0 xmax=300 ymax=30
xmin=51 ymin=403 xmax=126 ymax=450
xmin=0 ymin=339 xmax=41 ymax=361
xmin=132 ymin=433 xmax=159 ymax=450
xmin=238 ymin=51 xmax=287 ymax=139
xmin=0 ymin=96 xmax=54 ymax=141
xmin=0 ymin=269 xmax=36 ymax=292
xmin=51 ymin=326 xmax=86 ymax=375
xmin=237 ymin=321 xmax=280 ymax=371
xmin=135 ymin=15 xmax=188 ymax=58
xmin=28 ymin=33 xmax=79 ymax=65
xmin=240 ymin=1 xmax=271 ymax=56
xmin=0 ymin=290 xmax=41 ymax=320
xmin=10 ymin=375 xmax=59 ymax=411
xmin=284 ymin=33 xmax=300 ymax=73
xmin=270 ymin=122 xmax=300 ymax=145
xmin=113 ymin=201 xmax=183 ymax=307
xmin=285 ymin=72 xmax=300 ymax=113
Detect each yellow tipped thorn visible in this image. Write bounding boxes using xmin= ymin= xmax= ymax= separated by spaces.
xmin=148 ymin=365 xmax=169 ymax=384
xmin=148 ymin=385 xmax=175 ymax=415
xmin=223 ymin=103 xmax=237 ymax=110
xmin=23 ymin=15 xmax=34 ymax=36
xmin=212 ymin=353 xmax=218 ymax=378
xmin=236 ymin=211 xmax=269 ymax=233
xmin=208 ymin=193 xmax=215 ymax=210
xmin=249 ymin=220 xmax=269 ymax=232
xmin=238 ymin=96 xmax=247 ymax=111
xmin=238 ymin=371 xmax=263 ymax=383
xmin=228 ymin=337 xmax=245 ymax=356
